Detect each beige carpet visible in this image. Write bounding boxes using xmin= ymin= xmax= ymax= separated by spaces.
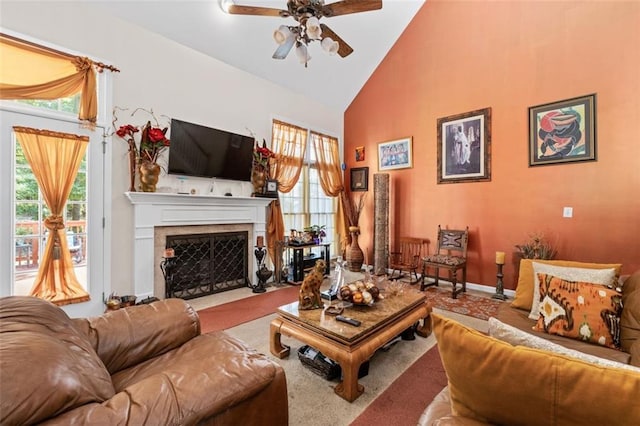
xmin=224 ymin=308 xmax=487 ymax=426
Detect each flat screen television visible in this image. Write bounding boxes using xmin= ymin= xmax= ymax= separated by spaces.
xmin=167 ymin=118 xmax=254 ymax=181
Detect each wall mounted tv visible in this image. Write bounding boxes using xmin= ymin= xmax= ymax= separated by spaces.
xmin=167 ymin=118 xmax=254 ymax=181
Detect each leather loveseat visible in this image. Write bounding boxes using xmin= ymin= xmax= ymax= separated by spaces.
xmin=0 ymin=296 xmax=288 ymax=425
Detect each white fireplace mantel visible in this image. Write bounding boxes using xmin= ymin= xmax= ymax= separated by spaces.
xmin=125 ymin=192 xmax=273 ymax=298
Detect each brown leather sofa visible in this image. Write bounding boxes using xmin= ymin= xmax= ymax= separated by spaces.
xmin=419 ymin=268 xmax=640 ymax=425
xmin=0 ymin=296 xmax=288 ymax=425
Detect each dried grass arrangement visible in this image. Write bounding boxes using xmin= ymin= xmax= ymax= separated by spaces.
xmin=343 ymin=192 xmax=366 ymax=229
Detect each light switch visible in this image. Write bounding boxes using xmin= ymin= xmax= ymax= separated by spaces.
xmin=563 ymin=207 xmax=573 ymax=218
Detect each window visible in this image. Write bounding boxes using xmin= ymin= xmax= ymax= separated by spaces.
xmin=279 ymin=131 xmax=338 ymax=256
xmin=13 ymin=139 xmax=87 ymax=296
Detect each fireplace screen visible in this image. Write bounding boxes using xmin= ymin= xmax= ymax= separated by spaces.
xmin=165 ymin=231 xmax=249 ymax=299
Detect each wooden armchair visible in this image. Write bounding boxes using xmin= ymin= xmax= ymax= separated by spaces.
xmin=421 ymin=225 xmax=469 ymax=299
xmin=388 ymin=237 xmax=429 ymax=284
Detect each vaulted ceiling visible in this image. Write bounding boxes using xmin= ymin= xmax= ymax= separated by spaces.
xmin=92 ymin=1 xmax=425 ymax=112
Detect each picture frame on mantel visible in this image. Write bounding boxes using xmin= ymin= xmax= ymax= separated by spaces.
xmin=437 ymin=107 xmax=491 ymax=184
xmin=350 ymin=167 xmax=368 ymax=192
xmin=528 ymin=94 xmax=596 ymax=166
xmin=378 ymin=137 xmax=413 ymax=171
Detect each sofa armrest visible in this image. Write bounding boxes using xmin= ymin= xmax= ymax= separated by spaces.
xmin=630 ymin=340 xmax=640 ymax=368
xmin=73 ymin=299 xmax=200 ymax=374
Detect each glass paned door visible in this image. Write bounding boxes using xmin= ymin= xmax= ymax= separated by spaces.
xmin=1 ymin=109 xmax=105 ymax=316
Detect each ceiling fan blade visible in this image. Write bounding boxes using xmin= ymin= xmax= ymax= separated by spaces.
xmin=322 ymin=0 xmax=382 ymax=17
xmin=272 ymin=36 xmax=296 ymax=60
xmin=226 ymin=4 xmax=287 ymax=17
xmin=320 ymin=24 xmax=353 ymax=57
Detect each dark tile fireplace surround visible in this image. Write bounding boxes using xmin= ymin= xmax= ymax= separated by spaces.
xmin=164 ymin=231 xmax=249 ymax=299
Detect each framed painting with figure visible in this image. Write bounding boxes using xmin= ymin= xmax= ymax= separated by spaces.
xmin=437 ymin=108 xmax=491 ymax=184
xmin=378 ymin=137 xmax=412 ymax=171
xmin=355 ymin=146 xmax=365 ymax=162
xmin=528 ymin=94 xmax=596 ymax=166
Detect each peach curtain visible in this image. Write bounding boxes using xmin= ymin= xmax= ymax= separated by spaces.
xmin=267 ymin=120 xmax=308 ymax=263
xmin=0 ymin=33 xmax=118 ymax=124
xmin=310 ymin=131 xmax=349 ymax=255
xmin=14 ymin=126 xmax=90 ymax=305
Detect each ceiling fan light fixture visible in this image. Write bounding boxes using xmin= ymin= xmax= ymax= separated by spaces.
xmin=321 ymin=37 xmax=339 ymax=55
xmin=273 ymin=25 xmax=293 ymax=45
xmin=220 ymin=0 xmax=234 ymax=14
xmin=305 ymin=16 xmax=322 ymax=40
xmin=295 ymin=44 xmax=311 ymax=65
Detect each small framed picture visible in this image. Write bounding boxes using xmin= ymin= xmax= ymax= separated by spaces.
xmin=437 ymin=107 xmax=491 ymax=184
xmin=378 ymin=137 xmax=413 ymax=171
xmin=528 ymin=94 xmax=596 ymax=166
xmin=265 ymin=179 xmax=279 ymax=197
xmin=350 ymin=167 xmax=368 ymax=192
xmin=355 ymin=146 xmax=365 ymax=162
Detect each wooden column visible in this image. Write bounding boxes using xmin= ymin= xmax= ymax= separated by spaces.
xmin=373 ymin=173 xmax=389 ymax=275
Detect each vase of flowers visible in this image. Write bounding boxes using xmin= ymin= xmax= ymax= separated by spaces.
xmin=252 ymin=139 xmax=275 ymax=196
xmin=114 ymin=108 xmax=170 ymax=192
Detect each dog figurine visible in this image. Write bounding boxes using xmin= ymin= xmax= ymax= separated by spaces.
xmin=298 ymin=259 xmax=326 ymax=310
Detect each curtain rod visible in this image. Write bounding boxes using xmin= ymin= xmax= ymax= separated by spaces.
xmin=1 ymin=32 xmax=120 ymax=73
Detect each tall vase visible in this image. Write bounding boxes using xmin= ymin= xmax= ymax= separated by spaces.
xmin=128 ymin=149 xmax=137 ymax=192
xmin=139 ymin=161 xmax=161 ymax=192
xmin=346 ymin=226 xmax=364 ymax=272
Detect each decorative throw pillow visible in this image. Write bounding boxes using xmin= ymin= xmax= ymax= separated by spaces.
xmin=488 ymin=317 xmax=640 ymax=372
xmin=511 ymin=259 xmax=622 ymax=311
xmin=534 ymin=274 xmax=623 ymax=348
xmin=528 ymin=263 xmax=617 ymax=320
xmin=432 ymin=314 xmax=640 ymax=425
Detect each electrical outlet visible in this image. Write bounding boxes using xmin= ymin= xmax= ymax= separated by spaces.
xmin=563 ymin=207 xmax=573 ymax=218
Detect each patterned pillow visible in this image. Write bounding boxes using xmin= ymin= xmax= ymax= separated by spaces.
xmin=534 ymin=273 xmax=623 ymax=349
xmin=528 ymin=263 xmax=616 ymax=320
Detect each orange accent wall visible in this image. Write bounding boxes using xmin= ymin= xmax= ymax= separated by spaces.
xmin=344 ymin=0 xmax=640 ymax=290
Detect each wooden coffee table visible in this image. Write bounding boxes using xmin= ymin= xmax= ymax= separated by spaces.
xmin=269 ymin=287 xmax=432 ymax=402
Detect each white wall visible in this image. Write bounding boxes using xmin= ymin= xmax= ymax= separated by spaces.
xmin=1 ymin=1 xmax=343 ymax=296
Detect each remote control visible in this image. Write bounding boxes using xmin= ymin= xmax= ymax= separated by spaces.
xmin=336 ymin=315 xmax=361 ymax=327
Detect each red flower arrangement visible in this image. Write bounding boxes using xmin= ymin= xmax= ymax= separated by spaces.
xmin=113 ymin=107 xmax=170 ymax=191
xmin=115 ymin=109 xmax=170 ymax=164
xmin=253 ymin=139 xmax=275 ymax=175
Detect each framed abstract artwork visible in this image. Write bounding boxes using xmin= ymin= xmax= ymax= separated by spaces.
xmin=528 ymin=94 xmax=596 ymax=166
xmin=378 ymin=137 xmax=413 ymax=171
xmin=350 ymin=167 xmax=368 ymax=191
xmin=437 ymin=108 xmax=491 ymax=184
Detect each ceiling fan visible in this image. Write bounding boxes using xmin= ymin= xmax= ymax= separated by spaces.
xmin=221 ymin=0 xmax=383 ymax=66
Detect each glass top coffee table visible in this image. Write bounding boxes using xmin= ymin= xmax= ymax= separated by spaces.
xmin=269 ymin=285 xmax=432 ymax=402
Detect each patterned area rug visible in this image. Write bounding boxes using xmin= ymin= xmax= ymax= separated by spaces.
xmin=421 ymin=285 xmax=504 ymax=320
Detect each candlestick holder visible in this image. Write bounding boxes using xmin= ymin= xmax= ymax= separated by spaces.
xmin=253 ymin=246 xmax=271 ymax=293
xmin=160 ymin=255 xmax=178 ymax=299
xmin=492 ymin=263 xmax=506 ymax=300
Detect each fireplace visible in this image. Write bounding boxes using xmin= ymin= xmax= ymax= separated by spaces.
xmin=126 ymin=192 xmax=272 ymax=300
xmin=164 ymin=231 xmax=249 ymax=299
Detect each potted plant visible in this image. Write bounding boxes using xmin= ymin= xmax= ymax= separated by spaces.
xmin=515 ymin=232 xmax=557 ymax=260
xmin=303 ymin=225 xmax=326 ymax=244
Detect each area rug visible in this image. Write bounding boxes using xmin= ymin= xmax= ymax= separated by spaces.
xmin=197 ymin=286 xmax=299 ymax=334
xmin=421 ymin=285 xmax=503 ymax=320
xmin=350 ymin=344 xmax=447 ymax=426
xmin=223 ymin=312 xmax=441 ymax=426
xmin=196 ymin=283 xmax=502 ymax=334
